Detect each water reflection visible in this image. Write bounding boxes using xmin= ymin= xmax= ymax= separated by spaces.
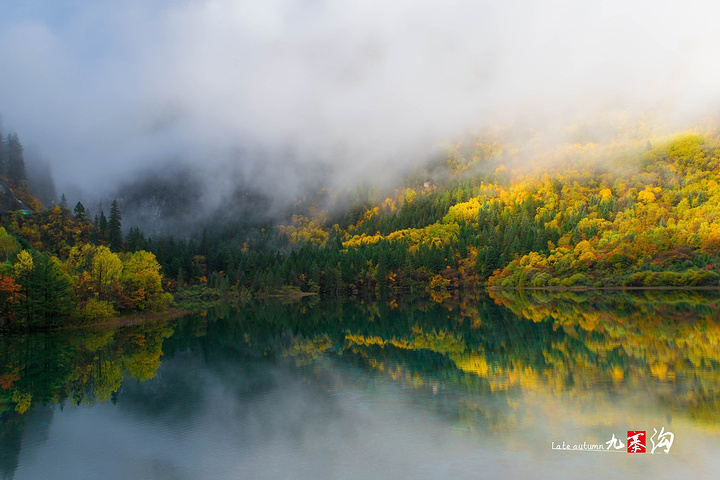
xmin=0 ymin=321 xmax=173 ymax=479
xmin=2 ymin=291 xmax=720 ymax=478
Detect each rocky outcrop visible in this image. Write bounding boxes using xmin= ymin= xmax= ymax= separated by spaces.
xmin=0 ymin=179 xmax=33 ymax=214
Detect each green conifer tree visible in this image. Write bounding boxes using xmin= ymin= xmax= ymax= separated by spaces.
xmin=99 ymin=211 xmax=108 ymax=242
xmin=73 ymin=202 xmax=87 ymax=222
xmin=108 ymin=200 xmax=123 ymax=252
xmin=5 ymin=133 xmax=26 ymax=185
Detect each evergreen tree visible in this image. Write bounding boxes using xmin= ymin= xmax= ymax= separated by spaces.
xmin=73 ymin=202 xmax=87 ymax=222
xmin=99 ymin=211 xmax=108 ymax=242
xmin=108 ymin=200 xmax=123 ymax=252
xmin=5 ymin=133 xmax=26 ymax=184
xmin=126 ymin=227 xmax=146 ymax=252
xmin=17 ymin=254 xmax=72 ymax=327
xmin=89 ymin=215 xmax=100 ymax=244
xmin=376 ymin=250 xmax=389 ymax=295
xmin=199 ymin=229 xmax=209 ymax=256
xmin=0 ymin=132 xmax=6 ymax=177
xmin=59 ymin=194 xmax=68 ymax=209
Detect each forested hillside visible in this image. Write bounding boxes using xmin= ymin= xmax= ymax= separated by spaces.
xmin=0 ymin=199 xmax=171 ymax=329
xmin=0 ymin=128 xmax=171 ymax=329
xmin=135 ymin=131 xmax=720 ymax=298
xmin=5 ymin=127 xmax=720 ymax=329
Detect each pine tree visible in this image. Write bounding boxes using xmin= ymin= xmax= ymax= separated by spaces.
xmin=89 ymin=215 xmax=100 ymax=244
xmin=17 ymin=253 xmax=72 ymax=327
xmin=99 ymin=211 xmax=108 ymax=242
xmin=0 ymin=132 xmax=6 ymax=177
xmin=5 ymin=133 xmax=26 ymax=184
xmin=199 ymin=229 xmax=209 ymax=256
xmin=376 ymin=249 xmax=389 ymax=295
xmin=108 ymin=200 xmax=123 ymax=252
xmin=73 ymin=202 xmax=87 ymax=222
xmin=59 ymin=194 xmax=68 ymax=209
xmin=126 ymin=227 xmax=146 ymax=252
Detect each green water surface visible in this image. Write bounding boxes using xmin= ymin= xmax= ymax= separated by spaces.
xmin=1 ymin=290 xmax=720 ymax=479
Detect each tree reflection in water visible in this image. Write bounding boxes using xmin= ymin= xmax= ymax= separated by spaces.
xmin=2 ymin=290 xmax=720 ymax=478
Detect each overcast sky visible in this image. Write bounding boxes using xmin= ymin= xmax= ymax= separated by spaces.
xmin=1 ymin=0 xmax=719 ymax=199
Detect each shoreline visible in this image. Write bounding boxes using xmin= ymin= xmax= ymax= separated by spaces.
xmin=485 ymin=286 xmax=720 ymax=291
xmin=9 ymin=286 xmax=720 ymax=333
xmin=69 ymin=308 xmax=192 ymax=330
xmin=256 ymin=291 xmax=319 ymax=299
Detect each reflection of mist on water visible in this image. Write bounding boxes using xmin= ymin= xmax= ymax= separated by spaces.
xmin=10 ymin=347 xmax=720 ymax=480
xmin=7 ymin=293 xmax=720 ymax=479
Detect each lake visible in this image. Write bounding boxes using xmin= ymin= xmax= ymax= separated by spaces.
xmin=2 ymin=290 xmax=720 ymax=479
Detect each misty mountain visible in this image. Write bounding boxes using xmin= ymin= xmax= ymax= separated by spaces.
xmin=114 ymin=163 xmax=291 ymax=237
xmin=0 ymin=177 xmax=35 ymax=213
xmin=25 ymin=155 xmax=57 ymax=207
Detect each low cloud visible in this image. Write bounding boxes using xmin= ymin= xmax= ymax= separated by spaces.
xmin=1 ymin=0 xmax=719 ymax=219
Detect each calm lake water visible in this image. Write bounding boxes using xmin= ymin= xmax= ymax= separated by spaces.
xmin=2 ymin=290 xmax=720 ymax=479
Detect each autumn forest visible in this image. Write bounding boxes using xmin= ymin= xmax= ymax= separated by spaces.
xmin=2 ymin=124 xmax=720 ymax=329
